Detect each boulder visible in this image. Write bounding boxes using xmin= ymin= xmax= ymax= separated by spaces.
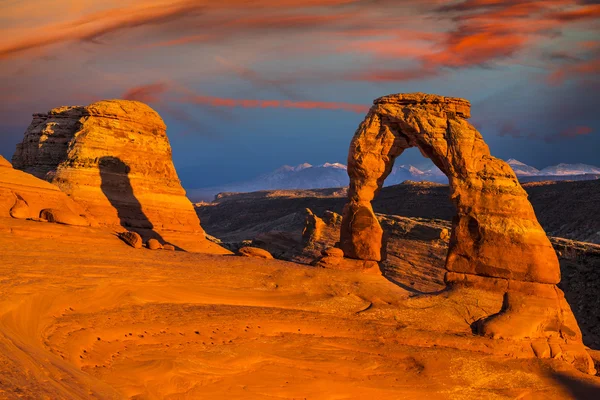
xmin=340 ymin=92 xmax=593 ymax=373
xmin=119 ymin=231 xmax=143 ymax=249
xmin=147 ymin=238 xmax=163 ymax=250
xmin=321 ymin=247 xmax=344 ymax=257
xmin=39 ymin=208 xmax=88 ymax=227
xmin=238 ymin=246 xmax=274 ymax=259
xmin=12 ymin=100 xmax=204 ymax=237
xmin=163 ymin=244 xmax=175 ymax=251
xmin=439 ymin=228 xmax=450 ymax=242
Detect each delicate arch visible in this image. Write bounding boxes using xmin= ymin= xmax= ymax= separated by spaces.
xmin=340 ymin=93 xmax=559 ymax=285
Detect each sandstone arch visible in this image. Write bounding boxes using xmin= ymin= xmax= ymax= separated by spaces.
xmin=341 ymin=92 xmax=558 ymax=283
xmin=340 ymin=93 xmax=594 ymax=373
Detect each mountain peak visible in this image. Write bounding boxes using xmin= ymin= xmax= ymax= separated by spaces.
xmin=507 ymin=159 xmax=527 ymax=166
xmin=293 ymin=163 xmax=313 ymax=171
xmin=319 ymin=162 xmax=347 ymax=170
xmin=506 ymin=159 xmax=540 ymax=176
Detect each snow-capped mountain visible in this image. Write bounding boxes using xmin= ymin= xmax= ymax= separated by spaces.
xmin=539 ymin=163 xmax=600 ymax=176
xmin=189 ymin=160 xmax=600 ymax=202
xmin=506 ymin=159 xmax=540 ymax=176
xmin=188 ymin=162 xmax=446 ymax=202
xmin=506 ymin=159 xmax=600 ymax=179
xmin=385 ymin=164 xmax=447 ymax=185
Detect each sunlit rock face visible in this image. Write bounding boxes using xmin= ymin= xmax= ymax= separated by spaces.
xmin=341 ymin=93 xmax=557 ymax=283
xmin=340 ymin=93 xmax=594 ymax=374
xmin=12 ymin=100 xmax=203 ymax=236
xmin=0 ymin=155 xmax=89 ymax=225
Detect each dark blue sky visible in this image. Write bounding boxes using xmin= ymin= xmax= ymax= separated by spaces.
xmin=1 ymin=0 xmax=598 ymax=188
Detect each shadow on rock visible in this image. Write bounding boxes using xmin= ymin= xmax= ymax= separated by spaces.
xmin=550 ymin=371 xmax=600 ymax=399
xmin=99 ymin=156 xmax=166 ymax=245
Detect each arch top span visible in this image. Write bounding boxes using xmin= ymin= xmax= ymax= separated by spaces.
xmin=373 ymin=92 xmax=471 ymax=119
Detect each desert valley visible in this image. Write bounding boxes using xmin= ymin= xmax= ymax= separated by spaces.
xmin=0 ymin=93 xmax=599 ymax=399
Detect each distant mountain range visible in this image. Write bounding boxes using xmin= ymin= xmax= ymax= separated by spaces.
xmin=188 ymin=160 xmax=600 ymax=202
xmin=507 ymin=159 xmax=600 ymax=177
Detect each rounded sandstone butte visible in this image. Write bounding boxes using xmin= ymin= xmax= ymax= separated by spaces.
xmin=11 ymin=100 xmax=204 ymax=236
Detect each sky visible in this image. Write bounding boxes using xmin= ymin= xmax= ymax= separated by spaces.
xmin=1 ymin=0 xmax=599 ymax=188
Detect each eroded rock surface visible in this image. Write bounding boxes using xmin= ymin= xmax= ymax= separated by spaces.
xmin=0 ymin=155 xmax=90 ymax=225
xmin=12 ymin=100 xmax=204 ymax=238
xmin=238 ymin=246 xmax=274 ymax=259
xmin=119 ymin=231 xmax=143 ymax=249
xmin=340 ymin=92 xmax=594 ymax=373
xmin=147 ymin=238 xmax=163 ymax=250
xmin=302 ymin=208 xmax=325 ymax=246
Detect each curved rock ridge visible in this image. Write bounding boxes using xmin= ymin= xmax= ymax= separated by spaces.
xmin=12 ymin=100 xmax=204 ymax=236
xmin=340 ymin=92 xmax=594 ymax=373
xmin=0 ymin=155 xmax=90 ymax=225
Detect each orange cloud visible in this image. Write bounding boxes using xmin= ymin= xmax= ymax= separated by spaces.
xmin=547 ymin=4 xmax=600 ymax=21
xmin=560 ymin=125 xmax=593 ymax=138
xmin=122 ymin=83 xmax=169 ymax=103
xmin=350 ymin=68 xmax=438 ymax=82
xmin=121 ymin=82 xmax=369 ymax=114
xmin=547 ymin=56 xmax=600 ymax=84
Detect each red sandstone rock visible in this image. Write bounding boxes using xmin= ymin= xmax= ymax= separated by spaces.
xmin=238 ymin=246 xmax=274 ymax=259
xmin=340 ymin=92 xmax=593 ymax=373
xmin=40 ymin=208 xmax=88 ymax=227
xmin=302 ymin=208 xmax=326 ymax=246
xmin=119 ymin=231 xmax=143 ymax=249
xmin=322 ymin=247 xmax=344 ymax=257
xmin=12 ymin=100 xmax=204 ymax=237
xmin=147 ymin=238 xmax=163 ymax=250
xmin=1 ymin=155 xmax=90 ymax=224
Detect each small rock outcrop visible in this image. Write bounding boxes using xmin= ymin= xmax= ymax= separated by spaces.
xmin=340 ymin=92 xmax=594 ymax=373
xmin=147 ymin=238 xmax=162 ymax=250
xmin=163 ymin=244 xmax=175 ymax=251
xmin=302 ymin=208 xmax=325 ymax=246
xmin=40 ymin=208 xmax=88 ymax=227
xmin=12 ymin=100 xmax=204 ymax=237
xmin=322 ymin=247 xmax=344 ymax=257
xmin=238 ymin=246 xmax=274 ymax=259
xmin=0 ymin=155 xmax=90 ymax=225
xmin=119 ymin=231 xmax=143 ymax=249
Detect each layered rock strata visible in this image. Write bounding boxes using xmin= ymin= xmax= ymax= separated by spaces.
xmin=0 ymin=155 xmax=90 ymax=225
xmin=12 ymin=100 xmax=204 ymax=238
xmin=340 ymin=92 xmax=594 ymax=373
